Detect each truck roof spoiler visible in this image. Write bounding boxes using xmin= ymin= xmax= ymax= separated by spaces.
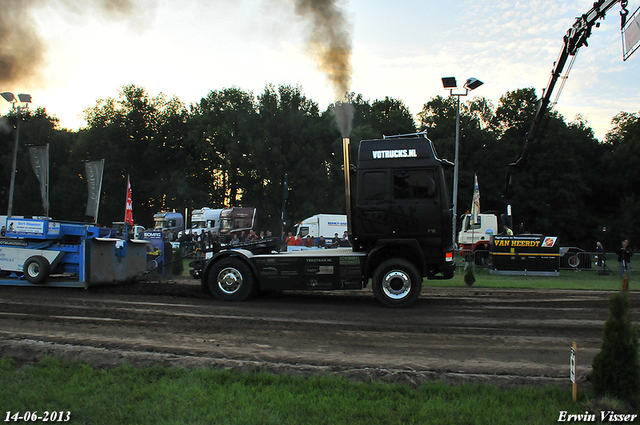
xmin=382 ymin=130 xmax=428 ymax=139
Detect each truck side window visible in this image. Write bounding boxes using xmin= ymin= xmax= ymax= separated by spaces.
xmin=393 ymin=169 xmax=436 ymax=199
xmin=465 ymin=215 xmax=481 ymax=230
xmin=362 ymin=171 xmax=388 ymax=201
xmin=467 ymin=216 xmax=482 ymax=230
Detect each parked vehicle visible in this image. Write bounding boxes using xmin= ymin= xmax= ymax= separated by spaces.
xmin=112 ymin=221 xmax=145 ymax=240
xmin=294 ymin=214 xmax=347 ymax=243
xmin=218 ymin=207 xmax=257 ymax=242
xmin=180 ymin=208 xmax=223 ymax=238
xmin=153 ymin=211 xmax=184 ymax=235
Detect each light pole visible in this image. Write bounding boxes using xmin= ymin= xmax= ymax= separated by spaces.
xmin=1 ymin=92 xmax=33 ymax=217
xmin=440 ymin=77 xmax=483 ymax=247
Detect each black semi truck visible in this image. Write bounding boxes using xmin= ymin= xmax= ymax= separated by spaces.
xmin=194 ymin=132 xmax=455 ymax=307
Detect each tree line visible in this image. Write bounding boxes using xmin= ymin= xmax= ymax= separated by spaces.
xmin=1 ymin=83 xmax=638 ymax=252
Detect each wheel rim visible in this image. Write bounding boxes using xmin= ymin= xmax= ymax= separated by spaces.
xmin=382 ymin=270 xmax=411 ymax=299
xmin=217 ymin=267 xmax=243 ymax=294
xmin=27 ymin=262 xmax=40 ymax=278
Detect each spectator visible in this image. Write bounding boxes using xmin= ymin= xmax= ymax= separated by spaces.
xmin=617 ymin=239 xmax=633 ymax=279
xmin=286 ymin=232 xmax=296 ymax=246
xmin=304 ymin=235 xmax=314 ymax=247
xmin=317 ymin=235 xmax=326 ymax=248
xmin=330 ymin=233 xmax=339 ymax=248
xmin=596 ymin=241 xmax=604 ymax=267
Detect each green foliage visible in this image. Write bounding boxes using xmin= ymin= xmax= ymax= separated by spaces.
xmin=0 ymin=357 xmax=588 ymax=424
xmin=1 ymin=83 xmax=640 ymax=248
xmin=590 ymin=291 xmax=640 ymax=408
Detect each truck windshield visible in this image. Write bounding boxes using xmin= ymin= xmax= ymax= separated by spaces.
xmin=220 ymin=219 xmax=232 ymax=232
xmin=154 ymin=219 xmax=166 ymax=229
xmin=192 ymin=222 xmax=207 ymax=229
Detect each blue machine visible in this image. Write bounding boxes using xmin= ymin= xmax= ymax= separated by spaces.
xmin=0 ymin=218 xmax=149 ymax=288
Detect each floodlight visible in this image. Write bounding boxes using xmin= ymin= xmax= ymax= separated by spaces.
xmin=441 ymin=77 xmax=457 ymax=89
xmin=464 ymin=78 xmax=484 ymax=90
xmin=17 ymin=93 xmax=32 ymax=103
xmin=1 ymin=92 xmax=15 ymax=103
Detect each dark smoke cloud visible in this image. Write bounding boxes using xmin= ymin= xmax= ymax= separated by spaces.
xmin=0 ymin=0 xmax=140 ymax=87
xmin=292 ymin=0 xmax=352 ymax=101
xmin=0 ymin=0 xmax=44 ymax=87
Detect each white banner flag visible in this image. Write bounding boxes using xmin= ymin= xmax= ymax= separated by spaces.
xmin=28 ymin=144 xmax=49 ymax=216
xmin=85 ymin=159 xmax=105 ymax=221
xmin=471 ymin=174 xmax=480 ymax=225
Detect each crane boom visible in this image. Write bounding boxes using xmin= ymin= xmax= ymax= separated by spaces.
xmin=504 ymin=0 xmax=629 ymax=201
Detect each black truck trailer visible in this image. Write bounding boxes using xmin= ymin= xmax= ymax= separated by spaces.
xmin=194 ymin=132 xmax=455 ymax=307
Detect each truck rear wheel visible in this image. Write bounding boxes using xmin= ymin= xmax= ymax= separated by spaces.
xmin=24 ymin=256 xmax=51 ymax=284
xmin=372 ymin=259 xmax=422 ymax=308
xmin=206 ymin=257 xmax=256 ymax=301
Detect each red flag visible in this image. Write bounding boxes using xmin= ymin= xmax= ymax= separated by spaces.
xmin=124 ymin=176 xmax=134 ymax=226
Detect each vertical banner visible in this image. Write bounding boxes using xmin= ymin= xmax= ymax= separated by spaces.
xmin=471 ymin=174 xmax=480 ymax=225
xmin=84 ymin=159 xmax=105 ymax=222
xmin=28 ymin=144 xmax=49 ymax=217
xmin=125 ymin=175 xmax=134 ymax=226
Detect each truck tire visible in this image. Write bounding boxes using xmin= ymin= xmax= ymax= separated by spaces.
xmin=372 ymin=259 xmax=422 ymax=308
xmin=206 ymin=257 xmax=256 ymax=301
xmin=24 ymin=256 xmax=51 ymax=284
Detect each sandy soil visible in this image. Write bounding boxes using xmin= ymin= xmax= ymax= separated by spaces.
xmin=1 ymin=275 xmax=637 ymax=388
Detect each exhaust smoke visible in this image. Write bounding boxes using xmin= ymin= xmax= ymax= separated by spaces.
xmin=291 ymin=0 xmax=354 ymax=139
xmin=292 ymin=0 xmax=353 ymax=102
xmin=0 ymin=0 xmax=141 ymax=87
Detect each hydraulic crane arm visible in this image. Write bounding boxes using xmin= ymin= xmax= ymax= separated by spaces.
xmin=504 ymin=0 xmax=629 ymax=200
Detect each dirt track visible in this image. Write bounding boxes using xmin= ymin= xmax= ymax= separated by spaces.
xmin=1 ymin=277 xmax=638 ymax=387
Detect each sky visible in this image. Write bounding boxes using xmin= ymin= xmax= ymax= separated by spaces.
xmin=1 ymin=0 xmax=639 ymax=141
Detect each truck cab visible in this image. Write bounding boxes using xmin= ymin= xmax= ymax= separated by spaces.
xmin=350 ymin=135 xmax=455 ymax=279
xmin=219 ymin=207 xmax=257 ymax=242
xmin=195 ymin=132 xmax=455 ymax=308
xmin=153 ymin=211 xmax=184 ymax=236
xmin=181 ymin=208 xmax=223 ymax=238
xmin=457 ymin=213 xmax=498 ymax=254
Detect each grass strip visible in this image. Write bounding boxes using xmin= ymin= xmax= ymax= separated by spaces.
xmin=426 ymin=268 xmax=629 ymax=291
xmin=1 ymin=357 xmax=591 ymax=425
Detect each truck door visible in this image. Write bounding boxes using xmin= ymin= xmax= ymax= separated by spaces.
xmin=354 ymin=170 xmax=390 ymax=236
xmin=390 ymin=168 xmax=440 ymax=238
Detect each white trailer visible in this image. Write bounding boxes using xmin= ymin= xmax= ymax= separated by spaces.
xmin=294 ymin=214 xmax=347 ymax=242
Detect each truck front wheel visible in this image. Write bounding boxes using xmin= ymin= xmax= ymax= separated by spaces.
xmin=24 ymin=256 xmax=51 ymax=284
xmin=372 ymin=259 xmax=422 ymax=308
xmin=206 ymin=258 xmax=256 ymax=301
